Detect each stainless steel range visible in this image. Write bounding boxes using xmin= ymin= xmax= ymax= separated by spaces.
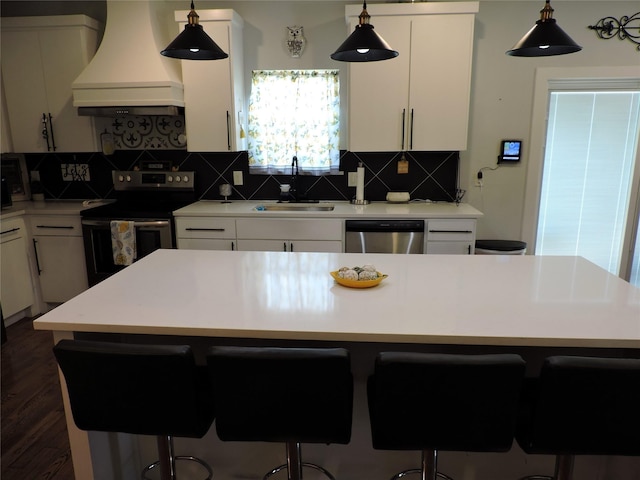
xmin=81 ymin=169 xmax=195 ymax=286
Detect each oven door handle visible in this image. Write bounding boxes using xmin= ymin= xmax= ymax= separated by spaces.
xmin=82 ymin=220 xmax=170 ymax=228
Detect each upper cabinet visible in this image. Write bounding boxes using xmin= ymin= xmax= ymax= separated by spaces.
xmin=346 ymin=2 xmax=478 ymax=152
xmin=176 ymin=9 xmax=246 ymax=152
xmin=1 ymin=15 xmax=100 ymax=153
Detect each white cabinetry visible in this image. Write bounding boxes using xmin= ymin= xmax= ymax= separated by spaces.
xmin=347 ymin=2 xmax=478 ymax=152
xmin=29 ymin=215 xmax=88 ymax=303
xmin=176 ymin=9 xmax=245 ymax=152
xmin=176 ymin=217 xmax=236 ymax=251
xmin=236 ymin=218 xmax=343 ymax=253
xmin=0 ymin=217 xmax=35 ymax=318
xmin=1 ymin=15 xmax=100 ymax=153
xmin=1 ymin=83 xmax=13 ymax=153
xmin=425 ymin=219 xmax=476 ymax=255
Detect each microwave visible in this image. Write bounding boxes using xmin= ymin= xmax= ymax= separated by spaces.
xmin=1 ymin=176 xmax=11 ymax=208
xmin=1 ymin=153 xmax=30 ymax=205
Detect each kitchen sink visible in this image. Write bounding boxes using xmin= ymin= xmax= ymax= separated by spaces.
xmin=255 ymin=203 xmax=335 ymax=211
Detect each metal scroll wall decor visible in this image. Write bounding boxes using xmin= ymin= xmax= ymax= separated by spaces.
xmin=588 ymin=12 xmax=640 ymax=51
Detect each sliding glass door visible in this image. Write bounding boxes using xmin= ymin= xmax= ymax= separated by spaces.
xmin=535 ymin=90 xmax=640 ymax=285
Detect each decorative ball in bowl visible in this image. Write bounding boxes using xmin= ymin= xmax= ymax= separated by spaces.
xmin=330 ymin=265 xmax=388 ymax=289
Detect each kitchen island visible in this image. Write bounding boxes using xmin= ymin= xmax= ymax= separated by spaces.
xmin=34 ymin=249 xmax=640 ymax=480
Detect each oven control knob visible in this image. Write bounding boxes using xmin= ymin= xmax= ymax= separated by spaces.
xmin=175 ymin=175 xmax=182 ymax=182
xmin=126 ymin=175 xmax=132 ymax=182
xmin=118 ymin=175 xmax=124 ymax=182
xmin=167 ymin=175 xmax=173 ymax=183
xmin=182 ymin=175 xmax=189 ymax=183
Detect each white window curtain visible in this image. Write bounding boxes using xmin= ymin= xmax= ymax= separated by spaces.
xmin=247 ymin=70 xmax=340 ymax=175
xmin=536 ymin=90 xmax=640 ymax=275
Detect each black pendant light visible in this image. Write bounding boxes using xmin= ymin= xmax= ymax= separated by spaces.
xmin=331 ymin=1 xmax=398 ymax=62
xmin=161 ymin=1 xmax=228 ymax=60
xmin=506 ymin=0 xmax=582 ymax=57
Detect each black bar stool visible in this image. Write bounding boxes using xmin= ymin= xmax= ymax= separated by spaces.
xmin=53 ymin=339 xmax=215 ymax=480
xmin=516 ymin=355 xmax=640 ymax=480
xmin=206 ymin=346 xmax=353 ymax=480
xmin=367 ymin=352 xmax=526 ymax=480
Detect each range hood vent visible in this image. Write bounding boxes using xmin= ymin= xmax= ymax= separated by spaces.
xmin=72 ymin=1 xmax=184 ymax=111
xmin=77 ymin=106 xmax=184 ymax=117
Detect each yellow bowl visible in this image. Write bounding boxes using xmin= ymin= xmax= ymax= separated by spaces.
xmin=330 ymin=271 xmax=388 ymax=289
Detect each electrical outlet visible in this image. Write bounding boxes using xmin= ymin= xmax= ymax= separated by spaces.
xmin=348 ymin=171 xmax=358 ymax=187
xmin=475 ymin=179 xmax=483 ymax=188
xmin=233 ymin=170 xmax=243 ymax=186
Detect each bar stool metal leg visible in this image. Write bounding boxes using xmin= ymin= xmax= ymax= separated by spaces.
xmin=142 ymin=435 xmax=213 ymax=480
xmin=263 ymin=442 xmax=337 ymax=480
xmin=287 ymin=442 xmax=302 ymax=480
xmin=517 ymin=454 xmax=574 ymax=480
xmin=554 ymin=455 xmax=574 ymax=480
xmin=389 ymin=450 xmax=454 ymax=480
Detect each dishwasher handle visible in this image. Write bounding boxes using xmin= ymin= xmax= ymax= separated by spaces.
xmin=345 ymin=220 xmax=424 ymax=233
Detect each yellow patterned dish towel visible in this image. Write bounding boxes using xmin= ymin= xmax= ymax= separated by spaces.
xmin=110 ymin=220 xmax=137 ymax=266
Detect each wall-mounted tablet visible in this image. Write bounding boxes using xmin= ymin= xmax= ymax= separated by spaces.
xmin=498 ymin=140 xmax=522 ymax=163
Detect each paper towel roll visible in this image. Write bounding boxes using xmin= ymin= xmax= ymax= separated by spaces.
xmin=356 ymin=166 xmax=364 ymax=201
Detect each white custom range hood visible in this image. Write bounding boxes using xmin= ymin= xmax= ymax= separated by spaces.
xmin=73 ymin=1 xmax=184 ymax=116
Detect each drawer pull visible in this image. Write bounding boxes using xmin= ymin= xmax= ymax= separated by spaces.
xmin=0 ymin=227 xmax=20 ymax=235
xmin=33 ymin=239 xmax=42 ymax=274
xmin=429 ymin=230 xmax=473 ymax=234
xmin=36 ymin=225 xmax=74 ymax=229
xmin=185 ymin=228 xmax=226 ymax=232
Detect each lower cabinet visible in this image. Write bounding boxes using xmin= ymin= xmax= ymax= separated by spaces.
xmin=29 ymin=215 xmax=88 ymax=303
xmin=176 ymin=216 xmax=345 ymax=253
xmin=425 ymin=219 xmax=476 ymax=255
xmin=0 ymin=217 xmax=35 ymax=318
xmin=175 ymin=215 xmax=478 ymax=255
xmin=236 ymin=218 xmax=343 ymax=253
xmin=175 ymin=217 xmax=236 ymax=251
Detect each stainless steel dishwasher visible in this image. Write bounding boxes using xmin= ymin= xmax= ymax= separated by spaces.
xmin=345 ymin=220 xmax=425 ymax=254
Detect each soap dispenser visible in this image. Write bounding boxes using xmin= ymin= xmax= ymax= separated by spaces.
xmin=279 ymin=184 xmax=291 ymax=202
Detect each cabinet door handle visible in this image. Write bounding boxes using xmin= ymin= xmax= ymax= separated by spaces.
xmin=42 ymin=113 xmax=51 ymax=151
xmin=401 ymin=108 xmax=406 ymax=151
xmin=231 ymin=241 xmax=235 ymax=251
xmin=0 ymin=227 xmax=20 ymax=235
xmin=290 ymin=242 xmax=294 ymax=252
xmin=36 ymin=225 xmax=74 ymax=230
xmin=467 ymin=244 xmax=471 ymax=255
xmin=48 ymin=113 xmax=57 ymax=151
xmin=185 ymin=228 xmax=225 ymax=232
xmin=410 ymin=108 xmax=414 ymax=150
xmin=33 ymin=239 xmax=42 ymax=274
xmin=428 ymin=230 xmax=473 ymax=234
xmin=226 ymin=111 xmax=231 ymax=151
xmin=283 ymin=242 xmax=287 ymax=252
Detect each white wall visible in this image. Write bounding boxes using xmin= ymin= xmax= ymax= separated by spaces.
xmin=164 ymin=0 xmax=639 ymax=242
xmin=4 ymin=0 xmax=638 ymax=241
xmin=465 ymin=1 xmax=640 ymax=241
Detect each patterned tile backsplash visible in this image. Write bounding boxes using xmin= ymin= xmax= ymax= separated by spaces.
xmin=25 ymin=149 xmax=461 ymax=203
xmin=94 ymin=116 xmax=187 ymax=150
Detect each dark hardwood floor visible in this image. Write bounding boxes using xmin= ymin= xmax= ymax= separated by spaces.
xmin=1 ymin=318 xmax=74 ymax=480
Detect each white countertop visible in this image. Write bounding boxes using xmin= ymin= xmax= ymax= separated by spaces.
xmin=34 ymin=249 xmax=640 ymax=348
xmin=0 ymin=199 xmax=112 ymax=219
xmin=173 ymin=200 xmax=483 ymax=218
